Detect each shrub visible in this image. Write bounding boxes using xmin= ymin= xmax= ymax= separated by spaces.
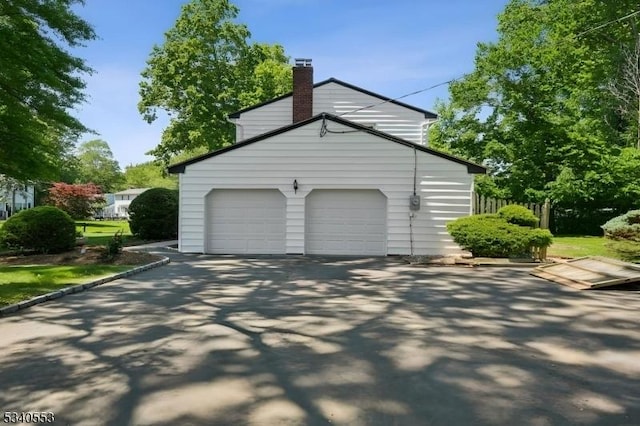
xmin=601 ymin=210 xmax=640 ymax=242
xmin=497 ymin=204 xmax=539 ymax=227
xmin=447 ymin=214 xmax=553 ymax=258
xmin=128 ymin=188 xmax=178 ymax=240
xmin=102 ymin=230 xmax=124 ymax=260
xmin=0 ymin=206 xmax=76 ymax=253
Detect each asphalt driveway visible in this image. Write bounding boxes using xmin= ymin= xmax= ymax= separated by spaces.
xmin=1 ymin=252 xmax=639 ymax=426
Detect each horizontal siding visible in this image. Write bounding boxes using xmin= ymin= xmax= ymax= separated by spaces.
xmin=179 ymin=121 xmax=473 ymax=256
xmin=314 ymin=83 xmax=428 ymax=144
xmin=234 ymin=82 xmax=431 ymax=144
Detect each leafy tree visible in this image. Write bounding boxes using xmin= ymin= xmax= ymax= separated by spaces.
xmin=47 ymin=182 xmax=104 ymax=219
xmin=431 ymin=0 xmax=640 ymax=217
xmin=123 ymin=162 xmax=177 ymax=190
xmin=0 ymin=0 xmax=95 ymax=181
xmin=76 ymin=140 xmax=124 ymax=192
xmin=139 ymin=0 xmax=292 ymax=164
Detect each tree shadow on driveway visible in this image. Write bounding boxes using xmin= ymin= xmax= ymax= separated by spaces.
xmin=1 ymin=253 xmax=639 ymax=425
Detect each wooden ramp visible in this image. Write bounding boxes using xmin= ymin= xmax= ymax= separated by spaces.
xmin=531 ymin=256 xmax=640 ymax=290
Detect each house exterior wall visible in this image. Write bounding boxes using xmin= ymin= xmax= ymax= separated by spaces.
xmin=178 ymin=120 xmax=472 ymax=255
xmin=233 ymin=82 xmax=432 ymax=144
xmin=0 ymin=185 xmax=35 ymax=219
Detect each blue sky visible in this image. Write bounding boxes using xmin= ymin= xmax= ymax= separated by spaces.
xmin=71 ymin=0 xmax=509 ymax=168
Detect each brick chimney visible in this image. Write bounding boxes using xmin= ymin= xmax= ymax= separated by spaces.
xmin=292 ymin=58 xmax=313 ymax=123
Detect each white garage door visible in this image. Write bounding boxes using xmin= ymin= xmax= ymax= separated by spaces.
xmin=206 ymin=189 xmax=286 ymax=254
xmin=305 ymin=189 xmax=387 ymax=255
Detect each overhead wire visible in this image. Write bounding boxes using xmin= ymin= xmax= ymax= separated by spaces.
xmin=337 ymin=77 xmax=463 ymax=118
xmin=331 ymin=9 xmax=640 ymax=120
xmin=575 ymin=9 xmax=640 ymax=38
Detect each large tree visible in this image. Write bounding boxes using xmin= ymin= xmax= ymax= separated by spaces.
xmin=76 ymin=140 xmax=124 ymax=192
xmin=139 ymin=0 xmax=292 ymax=164
xmin=123 ymin=162 xmax=177 ymax=190
xmin=431 ymin=0 xmax=640 ymax=217
xmin=0 ymin=0 xmax=95 ymax=181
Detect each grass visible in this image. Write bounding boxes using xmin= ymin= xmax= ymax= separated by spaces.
xmin=76 ymin=220 xmax=132 ymax=245
xmin=549 ymin=235 xmax=640 ymax=262
xmin=0 ymin=264 xmax=130 ymax=307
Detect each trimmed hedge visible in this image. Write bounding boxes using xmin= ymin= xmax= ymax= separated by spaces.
xmin=128 ymin=188 xmax=178 ymax=240
xmin=601 ymin=210 xmax=640 ymax=242
xmin=0 ymin=206 xmax=76 ymax=253
xmin=447 ymin=213 xmax=553 ymax=258
xmin=497 ymin=204 xmax=539 ymax=227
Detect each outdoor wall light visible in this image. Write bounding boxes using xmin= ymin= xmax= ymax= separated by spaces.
xmin=293 ymin=179 xmax=298 ymax=193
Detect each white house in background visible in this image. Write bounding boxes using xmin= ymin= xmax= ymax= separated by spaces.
xmin=0 ymin=182 xmax=35 ymax=220
xmin=168 ymin=59 xmax=485 ymax=256
xmin=103 ymin=188 xmax=149 ymax=219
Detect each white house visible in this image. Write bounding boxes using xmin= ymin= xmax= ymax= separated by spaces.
xmin=168 ymin=59 xmax=485 ymax=256
xmin=102 ymin=188 xmax=149 ymax=219
xmin=0 ymin=182 xmax=35 ymax=220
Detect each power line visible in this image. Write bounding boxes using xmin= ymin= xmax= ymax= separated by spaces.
xmin=338 ymin=76 xmax=463 ymax=117
xmin=337 ymin=10 xmax=640 ymax=118
xmin=576 ymin=9 xmax=640 ymax=38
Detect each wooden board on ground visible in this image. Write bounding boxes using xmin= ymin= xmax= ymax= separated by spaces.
xmin=531 ymin=256 xmax=640 ymax=290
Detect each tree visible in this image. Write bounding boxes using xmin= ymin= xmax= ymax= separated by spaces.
xmin=76 ymin=140 xmax=124 ymax=192
xmin=608 ymin=28 xmax=640 ymax=150
xmin=139 ymin=0 xmax=292 ymax=164
xmin=0 ymin=0 xmax=95 ymax=181
xmin=47 ymin=182 xmax=104 ymax=219
xmin=123 ymin=162 xmax=177 ymax=190
xmin=431 ymin=0 xmax=640 ymax=217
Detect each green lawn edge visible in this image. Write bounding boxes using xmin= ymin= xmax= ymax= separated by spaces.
xmin=0 ymin=264 xmax=131 ymax=307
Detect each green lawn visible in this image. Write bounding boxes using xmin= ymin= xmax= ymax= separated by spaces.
xmin=76 ymin=220 xmax=132 ymax=245
xmin=0 ymin=265 xmax=130 ymax=307
xmin=548 ymin=235 xmax=640 ymax=262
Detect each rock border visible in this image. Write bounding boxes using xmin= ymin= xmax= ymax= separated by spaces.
xmin=0 ymin=256 xmax=170 ymax=317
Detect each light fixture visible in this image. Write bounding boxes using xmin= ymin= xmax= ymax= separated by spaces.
xmin=293 ymin=179 xmax=298 ymax=193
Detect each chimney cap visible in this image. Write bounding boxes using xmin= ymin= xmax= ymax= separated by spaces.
xmin=294 ymin=58 xmax=312 ymax=67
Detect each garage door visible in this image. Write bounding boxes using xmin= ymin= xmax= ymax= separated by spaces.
xmin=206 ymin=189 xmax=286 ymax=254
xmin=305 ymin=189 xmax=387 ymax=255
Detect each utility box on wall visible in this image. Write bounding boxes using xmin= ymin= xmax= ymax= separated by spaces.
xmin=409 ymin=194 xmax=421 ymax=211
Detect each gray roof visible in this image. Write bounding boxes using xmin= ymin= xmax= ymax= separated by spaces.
xmin=114 ymin=188 xmax=150 ymax=196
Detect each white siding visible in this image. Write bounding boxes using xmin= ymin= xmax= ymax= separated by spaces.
xmin=178 ymin=120 xmax=473 ymax=256
xmin=233 ymin=82 xmax=432 ymax=144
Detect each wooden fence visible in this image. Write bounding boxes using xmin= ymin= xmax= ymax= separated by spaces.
xmin=472 ymin=194 xmax=551 ymax=229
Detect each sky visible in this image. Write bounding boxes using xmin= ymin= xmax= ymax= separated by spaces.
xmin=70 ymin=0 xmax=510 ymax=168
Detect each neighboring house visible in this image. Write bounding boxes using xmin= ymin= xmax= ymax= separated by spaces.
xmin=104 ymin=188 xmax=149 ymax=219
xmin=0 ymin=181 xmax=35 ymax=220
xmin=168 ymin=59 xmax=486 ymax=256
xmin=96 ymin=193 xmax=116 ymax=219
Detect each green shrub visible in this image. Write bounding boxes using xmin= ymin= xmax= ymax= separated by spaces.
xmin=103 ymin=230 xmax=124 ymax=260
xmin=447 ymin=214 xmax=553 ymax=258
xmin=497 ymin=204 xmax=539 ymax=227
xmin=0 ymin=206 xmax=76 ymax=254
xmin=601 ymin=210 xmax=640 ymax=241
xmin=128 ymin=188 xmax=178 ymax=240
xmin=603 ymin=240 xmax=640 ymax=262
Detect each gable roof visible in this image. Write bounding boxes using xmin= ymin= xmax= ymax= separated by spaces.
xmin=228 ymin=78 xmax=438 ymax=119
xmin=168 ymin=113 xmax=485 ymax=174
xmin=115 ymin=188 xmax=150 ymax=196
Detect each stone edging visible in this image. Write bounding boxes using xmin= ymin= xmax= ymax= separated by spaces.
xmin=0 ymin=256 xmax=170 ymax=317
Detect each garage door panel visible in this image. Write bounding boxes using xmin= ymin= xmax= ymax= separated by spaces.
xmin=206 ymin=189 xmax=286 ymax=254
xmin=306 ymin=189 xmax=387 ymax=255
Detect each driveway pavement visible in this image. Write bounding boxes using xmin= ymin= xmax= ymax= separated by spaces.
xmin=1 ymin=252 xmax=639 ymax=426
